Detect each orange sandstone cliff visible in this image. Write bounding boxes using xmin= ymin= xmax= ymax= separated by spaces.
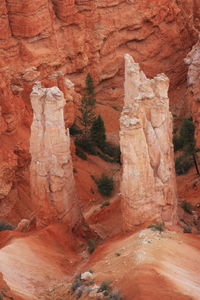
xmin=0 ymin=0 xmax=198 ymax=223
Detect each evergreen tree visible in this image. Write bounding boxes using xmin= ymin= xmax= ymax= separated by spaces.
xmin=180 ymin=118 xmax=200 ymax=175
xmin=86 ymin=73 xmax=96 ymax=107
xmin=78 ymin=95 xmax=96 ymax=137
xmin=91 ymin=115 xmax=106 ymax=147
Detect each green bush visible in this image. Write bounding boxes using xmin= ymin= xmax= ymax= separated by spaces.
xmin=173 ymin=135 xmax=183 ymax=152
xmin=90 ymin=115 xmax=106 ymax=148
xmin=175 ymin=154 xmax=193 ymax=175
xmin=148 ymin=222 xmax=165 ymax=233
xmin=100 ymin=142 xmax=121 ymax=164
xmin=0 ymin=221 xmax=14 ymax=232
xmin=98 ymin=281 xmax=112 ymax=294
xmin=75 ymin=147 xmax=87 ymax=160
xmin=96 ymin=174 xmax=114 ymax=196
xmin=75 ymin=136 xmax=96 ymax=155
xmin=101 ymin=201 xmax=110 ymax=208
xmin=69 ymin=123 xmax=82 ymax=136
xmin=181 ymin=200 xmax=192 ymax=215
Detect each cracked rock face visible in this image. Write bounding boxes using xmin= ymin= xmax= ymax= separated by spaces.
xmin=120 ymin=54 xmax=177 ymax=231
xmin=30 ymin=82 xmax=80 ymax=228
xmin=184 ymin=35 xmax=200 ymax=147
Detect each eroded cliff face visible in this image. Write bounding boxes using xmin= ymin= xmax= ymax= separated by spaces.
xmin=0 ymin=0 xmax=197 ymax=221
xmin=120 ymin=54 xmax=177 ymax=231
xmin=184 ymin=36 xmax=200 ymax=147
xmin=30 ymin=82 xmax=80 ymax=228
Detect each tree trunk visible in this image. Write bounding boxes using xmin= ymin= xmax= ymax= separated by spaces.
xmin=192 ymin=153 xmax=200 ymax=176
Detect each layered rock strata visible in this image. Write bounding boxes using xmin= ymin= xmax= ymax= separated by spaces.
xmin=184 ymin=35 xmax=200 ymax=147
xmin=30 ymin=82 xmax=80 ymax=227
xmin=120 ymin=54 xmax=177 ymax=231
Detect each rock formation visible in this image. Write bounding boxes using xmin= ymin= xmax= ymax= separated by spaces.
xmin=184 ymin=35 xmax=200 ymax=147
xmin=30 ymin=82 xmax=80 ymax=227
xmin=0 ymin=0 xmax=198 ymax=221
xmin=120 ymin=54 xmax=177 ymax=231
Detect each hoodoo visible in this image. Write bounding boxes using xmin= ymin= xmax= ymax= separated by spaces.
xmin=120 ymin=54 xmax=177 ymax=231
xmin=30 ymin=82 xmax=80 ymax=228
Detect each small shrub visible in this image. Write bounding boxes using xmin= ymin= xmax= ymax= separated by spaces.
xmin=107 ymin=290 xmax=123 ymax=300
xmin=100 ymin=142 xmax=121 ymax=164
xmin=115 ymin=253 xmax=121 ymax=257
xmin=0 ymin=222 xmax=14 ymax=232
xmin=75 ymin=137 xmax=96 ymax=155
xmin=71 ymin=278 xmax=82 ymax=292
xmin=148 ymin=222 xmax=165 ymax=233
xmin=175 ymin=154 xmax=193 ymax=175
xmin=183 ymin=226 xmax=192 ymax=233
xmin=69 ymin=123 xmax=82 ymax=136
xmin=97 ymin=281 xmax=111 ymax=294
xmin=181 ymin=200 xmax=192 ymax=215
xmin=101 ymin=201 xmax=110 ymax=208
xmin=96 ymin=174 xmax=114 ymax=196
xmin=75 ymin=147 xmax=87 ymax=160
xmin=87 ymin=238 xmax=97 ymax=254
xmin=173 ymin=135 xmax=183 ymax=152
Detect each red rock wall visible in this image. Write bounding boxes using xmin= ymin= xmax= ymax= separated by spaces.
xmin=0 ymin=0 xmax=197 ymax=222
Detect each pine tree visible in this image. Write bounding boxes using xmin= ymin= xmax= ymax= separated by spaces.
xmin=86 ymin=73 xmax=96 ymax=107
xmin=78 ymin=95 xmax=96 ymax=137
xmin=90 ymin=115 xmax=106 ymax=147
xmin=180 ymin=118 xmax=200 ymax=175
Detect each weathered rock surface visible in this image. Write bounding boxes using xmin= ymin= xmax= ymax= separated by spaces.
xmin=120 ymin=54 xmax=177 ymax=231
xmin=0 ymin=0 xmax=198 ymax=221
xmin=30 ymin=82 xmax=80 ymax=227
xmin=184 ymin=35 xmax=200 ymax=147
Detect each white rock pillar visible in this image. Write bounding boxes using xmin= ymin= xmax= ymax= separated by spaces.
xmin=30 ymin=82 xmax=80 ymax=228
xmin=120 ymin=54 xmax=177 ymax=231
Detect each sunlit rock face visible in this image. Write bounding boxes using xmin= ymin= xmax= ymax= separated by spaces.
xmin=184 ymin=35 xmax=200 ymax=148
xmin=120 ymin=54 xmax=177 ymax=232
xmin=30 ymin=82 xmax=80 ymax=228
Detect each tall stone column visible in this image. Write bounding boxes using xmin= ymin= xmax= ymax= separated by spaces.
xmin=120 ymin=54 xmax=177 ymax=232
xmin=30 ymin=82 xmax=80 ymax=228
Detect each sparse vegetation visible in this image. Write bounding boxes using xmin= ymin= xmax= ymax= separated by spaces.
xmin=75 ymin=136 xmax=96 ymax=155
xmin=181 ymin=200 xmax=193 ymax=215
xmin=90 ymin=114 xmax=106 ymax=148
xmin=174 ymin=117 xmax=200 ymax=175
xmin=75 ymin=146 xmax=87 ymax=160
xmin=0 ymin=221 xmax=14 ymax=232
xmin=175 ymin=154 xmax=193 ymax=175
xmin=96 ymin=174 xmax=114 ymax=196
xmin=101 ymin=201 xmax=110 ymax=208
xmin=148 ymin=222 xmax=165 ymax=233
xmin=87 ymin=238 xmax=97 ymax=254
xmin=173 ymin=135 xmax=183 ymax=152
xmin=98 ymin=281 xmax=112 ymax=295
xmin=183 ymin=226 xmax=192 ymax=233
xmin=107 ymin=290 xmax=123 ymax=300
xmin=70 ymin=272 xmax=123 ymax=299
xmin=69 ymin=123 xmax=82 ymax=136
